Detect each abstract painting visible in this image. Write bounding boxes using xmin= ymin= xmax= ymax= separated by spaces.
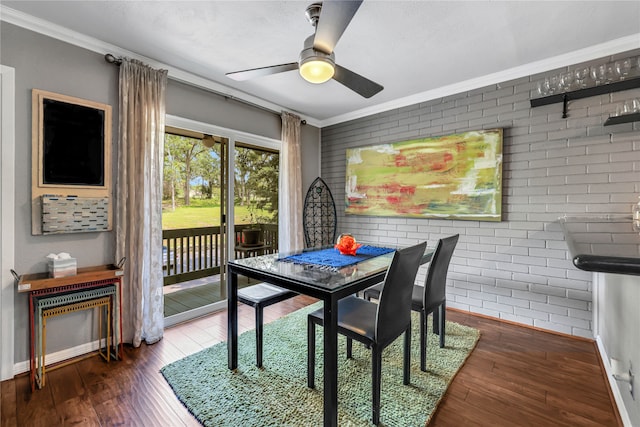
xmin=345 ymin=129 xmax=503 ymax=221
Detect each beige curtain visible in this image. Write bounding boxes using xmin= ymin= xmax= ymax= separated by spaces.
xmin=115 ymin=58 xmax=168 ymax=346
xmin=279 ymin=111 xmax=304 ymax=253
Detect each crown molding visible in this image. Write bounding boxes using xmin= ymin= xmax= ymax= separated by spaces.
xmin=2 ymin=5 xmax=637 ymax=129
xmin=0 ymin=5 xmax=321 ymax=128
xmin=318 ymin=33 xmax=640 ymax=128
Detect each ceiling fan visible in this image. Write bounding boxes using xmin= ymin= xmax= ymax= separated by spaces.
xmin=226 ymin=1 xmax=383 ymax=99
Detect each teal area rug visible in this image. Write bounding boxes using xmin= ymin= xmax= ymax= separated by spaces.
xmin=161 ymin=303 xmax=480 ymax=426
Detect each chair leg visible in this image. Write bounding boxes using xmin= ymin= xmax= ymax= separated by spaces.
xmin=403 ymin=326 xmax=411 ymax=385
xmin=372 ymin=346 xmax=382 ymax=426
xmin=307 ymin=318 xmax=315 ymax=389
xmin=256 ymin=306 xmax=264 ymax=368
xmin=347 ymin=337 xmax=353 ymax=359
xmin=439 ymin=302 xmax=446 ymax=348
xmin=420 ymin=310 xmax=426 ymax=372
xmin=433 ymin=308 xmax=440 ymax=335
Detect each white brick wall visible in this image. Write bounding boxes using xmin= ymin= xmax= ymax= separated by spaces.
xmin=321 ymin=49 xmax=640 ymax=338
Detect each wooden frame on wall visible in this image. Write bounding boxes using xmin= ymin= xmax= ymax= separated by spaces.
xmin=31 ymin=89 xmax=112 ymax=235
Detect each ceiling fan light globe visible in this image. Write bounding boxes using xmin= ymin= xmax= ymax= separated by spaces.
xmin=299 ymin=58 xmax=335 ymax=84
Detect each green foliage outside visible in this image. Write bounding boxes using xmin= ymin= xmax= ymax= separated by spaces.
xmin=161 ymin=199 xmax=273 ymax=230
xmin=162 ymin=132 xmax=278 ymax=230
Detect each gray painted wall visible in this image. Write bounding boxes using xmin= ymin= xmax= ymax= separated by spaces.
xmin=321 ymin=48 xmax=640 ymax=339
xmin=1 ymin=22 xmax=320 ymax=364
xmin=3 ymin=23 xmax=119 ymax=363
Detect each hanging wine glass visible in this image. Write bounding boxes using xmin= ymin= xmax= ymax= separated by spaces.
xmin=564 ymin=72 xmax=574 ymax=91
xmin=542 ymin=77 xmax=551 ymax=95
xmin=633 ymin=197 xmax=640 ymax=233
xmin=590 ymin=66 xmax=599 ymax=85
xmin=548 ymin=75 xmax=559 ymax=94
xmin=574 ymin=67 xmax=588 ymax=88
xmin=558 ymin=72 xmax=572 ymax=92
xmin=591 ymin=64 xmax=606 ymax=86
xmin=615 ymin=59 xmax=632 ymax=80
xmin=605 ymin=63 xmax=616 ymax=83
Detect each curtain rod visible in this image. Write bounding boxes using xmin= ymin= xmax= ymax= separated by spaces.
xmin=104 ymin=53 xmax=307 ymax=125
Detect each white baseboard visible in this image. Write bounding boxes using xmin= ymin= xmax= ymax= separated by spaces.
xmin=596 ymin=335 xmax=632 ymax=427
xmin=13 ymin=338 xmax=107 ymax=377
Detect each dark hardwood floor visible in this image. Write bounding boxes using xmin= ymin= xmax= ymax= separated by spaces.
xmin=1 ymin=296 xmax=621 ymax=426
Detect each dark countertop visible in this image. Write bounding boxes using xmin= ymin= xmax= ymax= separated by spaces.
xmin=558 ymin=215 xmax=640 ymax=276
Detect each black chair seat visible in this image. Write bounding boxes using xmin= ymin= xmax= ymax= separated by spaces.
xmin=308 ymin=296 xmax=377 ymax=342
xmin=238 ymin=283 xmax=297 ymax=367
xmin=238 ymin=283 xmax=296 ymax=307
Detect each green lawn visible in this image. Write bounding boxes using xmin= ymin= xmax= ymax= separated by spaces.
xmin=162 ymin=202 xmax=273 ymax=230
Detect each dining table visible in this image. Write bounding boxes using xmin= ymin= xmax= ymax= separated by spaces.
xmin=226 ymin=244 xmax=434 ymax=427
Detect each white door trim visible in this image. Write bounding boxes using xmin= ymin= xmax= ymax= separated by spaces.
xmin=0 ymin=64 xmax=16 ymax=381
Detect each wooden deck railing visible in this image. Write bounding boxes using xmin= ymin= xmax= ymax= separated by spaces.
xmin=162 ymin=224 xmax=278 ymax=286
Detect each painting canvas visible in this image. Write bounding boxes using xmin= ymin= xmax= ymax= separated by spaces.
xmin=345 ymin=129 xmax=503 ymax=221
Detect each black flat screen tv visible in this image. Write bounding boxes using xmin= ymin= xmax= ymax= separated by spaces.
xmin=42 ymin=98 xmax=105 ymax=186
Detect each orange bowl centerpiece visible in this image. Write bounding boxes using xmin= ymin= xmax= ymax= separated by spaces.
xmin=335 ymin=233 xmax=362 ymax=256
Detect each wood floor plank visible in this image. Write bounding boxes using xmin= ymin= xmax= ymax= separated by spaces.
xmin=432 ymin=393 xmax=522 ymax=427
xmin=13 ymin=374 xmax=61 ymax=426
xmin=1 ymin=297 xmax=622 ymax=426
xmin=0 ymin=380 xmax=17 ymax=427
xmin=46 ymin=364 xmax=87 ymax=406
xmin=91 ymin=394 xmax=147 ymax=426
xmin=56 ymin=396 xmax=101 ymax=427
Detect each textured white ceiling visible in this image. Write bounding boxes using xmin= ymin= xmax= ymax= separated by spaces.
xmin=4 ymin=1 xmax=640 ymax=126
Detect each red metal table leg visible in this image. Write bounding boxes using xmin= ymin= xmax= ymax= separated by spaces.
xmin=29 ymin=293 xmax=35 ymax=392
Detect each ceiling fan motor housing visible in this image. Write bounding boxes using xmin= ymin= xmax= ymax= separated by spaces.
xmin=299 ymin=35 xmax=336 ymax=83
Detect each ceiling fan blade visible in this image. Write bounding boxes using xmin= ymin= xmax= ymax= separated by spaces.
xmin=226 ymin=62 xmax=299 ymax=81
xmin=313 ymin=0 xmax=363 ymax=54
xmin=333 ymin=64 xmax=383 ymax=98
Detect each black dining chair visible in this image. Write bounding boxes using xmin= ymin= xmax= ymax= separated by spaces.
xmin=307 ymin=242 xmax=426 ymax=425
xmin=237 ymin=282 xmax=297 ymax=368
xmin=363 ymin=234 xmax=459 ymax=372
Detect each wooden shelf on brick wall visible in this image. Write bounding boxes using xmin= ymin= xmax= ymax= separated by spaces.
xmin=603 ymin=112 xmax=640 ymax=126
xmin=530 ymin=77 xmax=640 ymax=118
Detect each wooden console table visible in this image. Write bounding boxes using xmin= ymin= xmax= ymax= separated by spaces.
xmin=15 ymin=263 xmax=125 ymax=391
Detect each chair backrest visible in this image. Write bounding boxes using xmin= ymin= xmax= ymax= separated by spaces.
xmin=423 ymin=234 xmax=459 ymax=310
xmin=375 ymin=242 xmax=427 ymax=346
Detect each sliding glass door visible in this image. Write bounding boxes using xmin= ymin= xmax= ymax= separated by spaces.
xmin=162 ymin=118 xmax=280 ymax=326
xmin=162 ymin=128 xmax=225 ymax=324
